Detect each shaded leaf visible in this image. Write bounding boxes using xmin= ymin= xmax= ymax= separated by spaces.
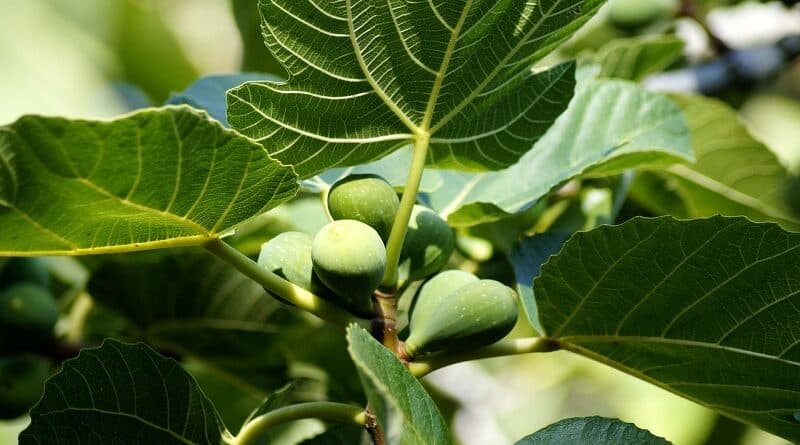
xmin=0 ymin=107 xmax=298 ymax=256
xmin=535 ymin=216 xmax=800 ymax=442
xmin=516 ymin=416 xmax=671 ymax=444
xmin=594 ymin=36 xmax=684 ymax=82
xmin=228 ymin=1 xmax=609 ymax=177
xmin=88 ymin=253 xmax=288 ymax=392
xmin=299 ymin=425 xmax=365 ymax=445
xmin=634 ymin=95 xmax=800 ymax=231
xmin=347 ymin=325 xmax=450 ymax=445
xmin=19 ymin=340 xmax=229 ymax=445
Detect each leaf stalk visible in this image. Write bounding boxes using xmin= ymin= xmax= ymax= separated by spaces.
xmin=407 ymin=337 xmax=559 ymax=378
xmin=230 ymin=402 xmax=366 ymax=445
xmin=204 ymin=238 xmax=364 ymax=328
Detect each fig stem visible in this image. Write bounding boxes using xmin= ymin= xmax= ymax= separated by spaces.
xmin=230 ymin=402 xmax=366 ymax=445
xmin=381 ymin=133 xmax=430 ymax=287
xmin=205 ymin=238 xmax=365 ymax=329
xmin=407 ymin=337 xmax=560 ymax=378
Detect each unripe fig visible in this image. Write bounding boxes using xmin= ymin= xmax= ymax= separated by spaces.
xmin=312 ymin=220 xmax=386 ymax=315
xmin=398 ymin=205 xmax=455 ymax=283
xmin=607 ymin=0 xmax=678 ymax=31
xmin=405 ymin=279 xmax=518 ymax=357
xmin=410 ymin=270 xmax=479 ymax=335
xmin=0 ymin=284 xmax=58 ymax=350
xmin=0 ymin=355 xmax=51 ymax=419
xmin=258 ymin=231 xmax=334 ymax=300
xmin=0 ymin=258 xmax=50 ymax=289
xmin=328 ymin=174 xmax=399 ymax=242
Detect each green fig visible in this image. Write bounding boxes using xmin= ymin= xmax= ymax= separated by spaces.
xmin=258 ymin=231 xmax=335 ymax=300
xmin=607 ymin=0 xmax=679 ymax=31
xmin=312 ymin=220 xmax=386 ymax=315
xmin=405 ymin=279 xmax=518 ymax=357
xmin=328 ymin=174 xmax=399 ymax=242
xmin=0 ymin=284 xmax=58 ymax=350
xmin=410 ymin=270 xmax=479 ymax=335
xmin=398 ymin=205 xmax=455 ymax=283
xmin=0 ymin=258 xmax=51 ymax=289
xmin=0 ymin=355 xmax=51 ymax=419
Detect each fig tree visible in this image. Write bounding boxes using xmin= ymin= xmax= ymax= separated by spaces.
xmin=327 ymin=174 xmax=399 ymax=242
xmin=607 ymin=0 xmax=678 ymax=31
xmin=398 ymin=205 xmax=455 ymax=283
xmin=0 ymin=284 xmax=58 ymax=350
xmin=0 ymin=355 xmax=51 ymax=419
xmin=312 ymin=220 xmax=386 ymax=316
xmin=405 ymin=279 xmax=518 ymax=357
xmin=258 ymin=231 xmax=334 ymax=300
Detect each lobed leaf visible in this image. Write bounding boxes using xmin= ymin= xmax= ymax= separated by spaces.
xmin=594 ymin=36 xmax=684 ymax=82
xmin=19 ymin=340 xmax=229 ymax=445
xmin=228 ymin=0 xmax=608 ymax=178
xmin=535 ymin=216 xmax=800 ymax=442
xmin=515 ymin=416 xmax=672 ymax=445
xmin=0 ymin=107 xmax=298 ymax=256
xmin=425 ymin=79 xmax=692 ymax=226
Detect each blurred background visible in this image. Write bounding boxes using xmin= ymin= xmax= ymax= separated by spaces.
xmin=0 ymin=0 xmax=799 ymax=444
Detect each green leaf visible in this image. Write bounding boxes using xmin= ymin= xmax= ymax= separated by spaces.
xmin=166 ymin=73 xmax=280 ymax=126
xmin=299 ymin=426 xmax=365 ymax=445
xmin=232 ymin=0 xmax=287 ymax=74
xmin=228 ymin=1 xmax=608 ymax=178
xmin=594 ymin=36 xmax=684 ymax=82
xmin=636 ymin=95 xmax=800 ymax=231
xmin=0 ymin=106 xmax=298 ymax=256
xmin=19 ymin=339 xmax=230 ymax=445
xmin=425 ymin=80 xmax=692 ymax=226
xmin=88 ymin=253 xmax=288 ymax=392
xmin=515 ymin=416 xmax=672 ymax=445
xmin=346 ymin=325 xmax=451 ymax=445
xmin=535 ymin=216 xmax=800 ymax=442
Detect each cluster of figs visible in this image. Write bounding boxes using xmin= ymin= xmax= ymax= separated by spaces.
xmin=259 ymin=174 xmax=519 ymax=359
xmin=0 ymin=258 xmax=58 ymax=419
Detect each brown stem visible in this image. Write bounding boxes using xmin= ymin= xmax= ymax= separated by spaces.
xmin=371 ymin=288 xmax=402 ymax=357
xmin=364 ymin=409 xmax=385 ymax=445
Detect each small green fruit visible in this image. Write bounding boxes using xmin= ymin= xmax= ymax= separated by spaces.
xmin=0 ymin=258 xmax=51 ymax=289
xmin=0 ymin=355 xmax=51 ymax=419
xmin=312 ymin=220 xmax=386 ymax=315
xmin=405 ymin=279 xmax=518 ymax=357
xmin=607 ymin=0 xmax=678 ymax=30
xmin=410 ymin=270 xmax=479 ymax=335
xmin=398 ymin=205 xmax=455 ymax=283
xmin=328 ymin=174 xmax=399 ymax=242
xmin=0 ymin=284 xmax=58 ymax=350
xmin=258 ymin=231 xmax=334 ymax=300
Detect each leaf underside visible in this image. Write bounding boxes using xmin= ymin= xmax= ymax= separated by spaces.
xmin=228 ymin=0 xmax=607 ymax=178
xmin=535 ymin=216 xmax=800 ymax=442
xmin=0 ymin=106 xmax=298 ymax=256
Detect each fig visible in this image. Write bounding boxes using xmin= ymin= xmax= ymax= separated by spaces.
xmin=607 ymin=0 xmax=678 ymax=31
xmin=0 ymin=258 xmax=50 ymax=289
xmin=405 ymin=279 xmax=518 ymax=357
xmin=0 ymin=284 xmax=58 ymax=350
xmin=312 ymin=220 xmax=386 ymax=315
xmin=0 ymin=355 xmax=51 ymax=419
xmin=398 ymin=205 xmax=455 ymax=283
xmin=410 ymin=270 xmax=479 ymax=335
xmin=258 ymin=231 xmax=334 ymax=300
xmin=328 ymin=174 xmax=399 ymax=242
